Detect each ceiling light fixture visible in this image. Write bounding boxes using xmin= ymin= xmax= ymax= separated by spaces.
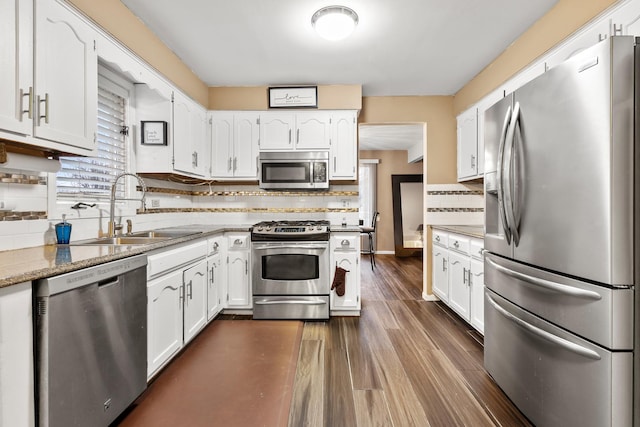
xmin=311 ymin=6 xmax=359 ymax=41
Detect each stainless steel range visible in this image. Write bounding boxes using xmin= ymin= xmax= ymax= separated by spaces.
xmin=251 ymin=220 xmax=330 ymax=320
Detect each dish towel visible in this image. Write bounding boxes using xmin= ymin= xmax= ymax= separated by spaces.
xmin=331 ymin=266 xmax=349 ymax=297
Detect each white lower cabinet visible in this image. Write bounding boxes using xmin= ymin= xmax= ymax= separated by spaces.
xmin=226 ymin=233 xmax=251 ymax=309
xmin=182 ymin=260 xmax=208 ymax=343
xmin=206 ymin=235 xmax=226 ymax=320
xmin=146 ymin=239 xmax=208 ymax=379
xmin=0 ymin=282 xmax=35 ymax=427
xmin=330 ymin=233 xmax=361 ymax=314
xmin=431 ymin=229 xmax=484 ymax=334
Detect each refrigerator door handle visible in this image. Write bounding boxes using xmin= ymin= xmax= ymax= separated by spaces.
xmin=486 ymin=257 xmax=602 ymax=300
xmin=496 ymin=105 xmax=513 ymax=245
xmin=486 ymin=293 xmax=601 ymax=360
xmin=503 ymin=102 xmax=520 ymax=246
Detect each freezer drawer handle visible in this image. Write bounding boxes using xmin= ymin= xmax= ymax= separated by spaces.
xmin=487 ymin=258 xmax=602 ymax=300
xmin=254 ymin=299 xmax=326 ymax=306
xmin=486 ymin=294 xmax=601 ymax=360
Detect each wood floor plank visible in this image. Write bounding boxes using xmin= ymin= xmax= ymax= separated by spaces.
xmin=370 ymin=348 xmax=431 ymax=427
xmin=288 ymin=340 xmax=324 ymax=427
xmin=353 ymin=390 xmax=394 ymax=427
xmin=301 ymin=321 xmax=328 ymax=341
xmin=357 ymin=301 xmax=395 ymax=351
xmin=385 ymin=300 xmax=439 ymax=351
xmin=324 ymin=320 xmax=358 ymax=427
xmin=340 ymin=317 xmax=382 ymax=390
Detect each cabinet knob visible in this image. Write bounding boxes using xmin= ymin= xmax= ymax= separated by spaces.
xmin=341 ymin=239 xmax=350 ymax=247
xmin=435 ymin=235 xmax=440 ymax=242
xmin=453 ymin=241 xmax=459 ymax=248
xmin=234 ymin=238 xmax=242 ymax=245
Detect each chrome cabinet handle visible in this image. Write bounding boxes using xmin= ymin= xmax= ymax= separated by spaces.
xmin=463 ymin=267 xmax=467 ymax=284
xmin=233 ymin=157 xmax=237 ymax=171
xmin=288 ymin=129 xmax=292 ymax=144
xmin=486 ymin=293 xmax=601 ymax=360
xmin=245 ymin=260 xmax=248 ymax=275
xmin=192 ymin=152 xmax=197 ymax=167
xmin=487 ymin=257 xmax=602 ymax=300
xmin=37 ymin=93 xmax=49 ymax=125
xmin=187 ymin=280 xmax=193 ymax=299
xmin=20 ymin=87 xmax=33 ymax=119
xmin=442 ymin=258 xmax=447 ymax=271
xmin=333 ymin=157 xmax=337 ymax=172
xmin=179 ymin=285 xmax=185 ymax=305
xmin=228 ymin=157 xmax=232 ymax=172
xmin=296 ymin=129 xmax=299 ymax=144
xmin=471 ymin=154 xmax=476 ymax=170
xmin=209 ymin=267 xmax=214 ymax=285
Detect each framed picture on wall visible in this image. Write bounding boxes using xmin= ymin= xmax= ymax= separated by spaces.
xmin=268 ymin=86 xmax=318 ymax=108
xmin=141 ymin=121 xmax=168 ymax=145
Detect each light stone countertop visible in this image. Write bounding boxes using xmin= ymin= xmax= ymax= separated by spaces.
xmin=0 ymin=224 xmax=251 ymax=289
xmin=0 ymin=223 xmax=362 ymax=289
xmin=431 ymin=225 xmax=484 ymax=239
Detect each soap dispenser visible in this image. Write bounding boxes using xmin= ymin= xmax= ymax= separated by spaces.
xmin=55 ymin=214 xmax=72 ymax=244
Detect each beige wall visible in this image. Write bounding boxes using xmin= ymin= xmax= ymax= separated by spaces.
xmin=359 ymin=150 xmax=423 ymax=253
xmin=454 ymin=0 xmax=620 ymax=114
xmin=208 ymin=85 xmax=362 ymax=110
xmin=360 ymin=96 xmax=457 ymax=185
xmin=68 ymin=0 xmax=209 ymax=106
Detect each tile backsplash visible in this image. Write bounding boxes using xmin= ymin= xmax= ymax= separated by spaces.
xmin=425 ymin=183 xmax=484 ymax=226
xmin=0 ymin=168 xmax=359 ymax=251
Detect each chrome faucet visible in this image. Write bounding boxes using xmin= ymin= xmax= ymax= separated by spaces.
xmin=108 ymin=173 xmax=147 ymax=237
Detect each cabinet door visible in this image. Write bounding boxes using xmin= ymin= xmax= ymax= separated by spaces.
xmin=227 ymin=250 xmax=250 ymax=307
xmin=296 ymin=112 xmax=331 ymax=149
xmin=183 ymin=260 xmax=208 ymax=343
xmin=147 ymin=270 xmax=183 ymax=378
xmin=0 ymin=0 xmax=32 ymax=137
xmin=192 ymin=103 xmax=208 ymax=176
xmin=457 ymin=108 xmax=478 ymax=181
xmin=210 ymin=112 xmax=234 ymax=178
xmin=0 ymin=282 xmax=35 ymax=427
xmin=34 ymin=0 xmax=97 ymax=152
xmin=173 ymin=92 xmax=205 ymax=176
xmin=233 ymin=112 xmax=259 ymax=178
xmin=607 ymin=0 xmax=640 ymax=36
xmin=207 ymin=253 xmax=223 ymax=320
xmin=432 ymin=245 xmax=449 ymax=302
xmin=330 ymin=111 xmax=357 ymax=179
xmin=448 ymin=251 xmax=471 ymax=321
xmin=330 ymin=251 xmax=360 ymax=310
xmin=259 ymin=113 xmax=294 ymax=150
xmin=470 ymin=258 xmax=485 ymax=334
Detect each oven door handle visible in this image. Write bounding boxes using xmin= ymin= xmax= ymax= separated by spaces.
xmin=254 ymin=299 xmax=327 ymax=306
xmin=252 ymin=244 xmax=328 ymax=251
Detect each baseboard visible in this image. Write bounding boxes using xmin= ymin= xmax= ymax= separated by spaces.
xmin=373 ymin=250 xmax=395 ymax=255
xmin=422 ymin=292 xmax=439 ymax=301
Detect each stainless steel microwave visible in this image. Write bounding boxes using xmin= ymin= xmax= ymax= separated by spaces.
xmin=258 ymin=151 xmax=329 ymax=190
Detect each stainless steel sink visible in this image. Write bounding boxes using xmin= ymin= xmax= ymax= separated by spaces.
xmin=69 ymin=228 xmax=203 ymax=246
xmin=70 ymin=236 xmax=172 ymax=245
xmin=127 ymin=230 xmax=202 ymax=239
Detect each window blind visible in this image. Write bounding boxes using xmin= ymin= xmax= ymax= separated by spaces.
xmin=56 ymin=83 xmax=127 ymax=199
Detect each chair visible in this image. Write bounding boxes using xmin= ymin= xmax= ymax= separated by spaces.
xmin=360 ymin=212 xmax=378 ymax=269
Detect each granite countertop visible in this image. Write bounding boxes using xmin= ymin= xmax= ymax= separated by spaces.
xmin=0 ymin=224 xmax=252 ymax=289
xmin=331 ymin=225 xmax=362 ymax=233
xmin=0 ymin=223 xmax=364 ymax=289
xmin=431 ymin=225 xmax=484 ymax=239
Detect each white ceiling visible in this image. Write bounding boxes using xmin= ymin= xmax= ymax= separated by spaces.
xmin=121 ymin=0 xmax=559 ymax=97
xmin=120 ymin=0 xmax=558 ymax=154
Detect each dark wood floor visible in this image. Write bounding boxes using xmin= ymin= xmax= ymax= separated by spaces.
xmin=288 ymin=254 xmax=532 ymax=427
xmin=117 ymin=254 xmax=531 ymax=427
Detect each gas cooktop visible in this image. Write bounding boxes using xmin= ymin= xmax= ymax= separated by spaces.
xmin=251 ymin=220 xmax=330 ymax=241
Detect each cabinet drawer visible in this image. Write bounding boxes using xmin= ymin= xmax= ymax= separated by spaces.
xmin=148 ymin=240 xmax=207 ymax=279
xmin=332 ymin=235 xmax=358 ymax=251
xmin=432 ymin=230 xmax=448 ymax=247
xmin=208 ymin=235 xmax=224 ymax=256
xmin=448 ymin=233 xmax=469 ymax=254
xmin=227 ymin=233 xmax=249 ymax=249
xmin=470 ymin=238 xmax=484 ymax=260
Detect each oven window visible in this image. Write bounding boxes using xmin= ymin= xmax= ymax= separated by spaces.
xmin=262 ymin=254 xmax=319 ymax=280
xmin=262 ymin=162 xmax=310 ymax=183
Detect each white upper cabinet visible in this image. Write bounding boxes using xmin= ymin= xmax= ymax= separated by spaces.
xmin=259 ymin=112 xmax=295 ymax=150
xmin=295 ymin=111 xmax=331 ymax=149
xmin=544 ymin=19 xmax=610 ymax=71
xmin=210 ymin=111 xmax=259 ymax=179
xmin=456 ymin=107 xmax=479 ymax=181
xmin=34 ymin=0 xmax=97 ymax=152
xmin=0 ymin=0 xmax=97 ymax=155
xmin=173 ymin=91 xmax=208 ymax=177
xmin=608 ymin=0 xmax=640 ymax=36
xmin=0 ymin=0 xmax=32 ymax=137
xmin=330 ymin=110 xmax=357 ymax=180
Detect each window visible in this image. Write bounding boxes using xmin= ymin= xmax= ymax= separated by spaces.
xmin=56 ymin=68 xmax=131 ymax=200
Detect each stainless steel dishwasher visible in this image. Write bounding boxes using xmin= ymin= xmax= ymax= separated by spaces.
xmin=35 ymin=254 xmax=148 ymax=427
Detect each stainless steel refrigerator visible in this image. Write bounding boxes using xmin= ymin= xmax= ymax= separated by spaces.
xmin=483 ymin=35 xmax=638 ymax=427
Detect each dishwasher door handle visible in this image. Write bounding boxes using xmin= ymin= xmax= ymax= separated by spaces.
xmin=254 ymin=299 xmax=326 ymax=306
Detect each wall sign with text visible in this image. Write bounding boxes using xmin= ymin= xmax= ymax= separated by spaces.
xmin=268 ymin=86 xmax=318 ymax=108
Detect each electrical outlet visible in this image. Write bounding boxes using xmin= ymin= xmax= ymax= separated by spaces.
xmin=151 ymin=199 xmax=160 ymax=208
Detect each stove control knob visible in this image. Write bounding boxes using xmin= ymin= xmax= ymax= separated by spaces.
xmin=257 ymin=226 xmax=263 ymax=231
xmin=266 ymin=227 xmax=271 ymax=231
